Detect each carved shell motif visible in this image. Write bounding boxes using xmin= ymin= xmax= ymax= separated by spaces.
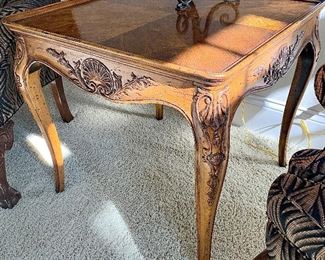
xmin=47 ymin=48 xmax=156 ymax=99
xmin=81 ymin=58 xmax=122 ymax=95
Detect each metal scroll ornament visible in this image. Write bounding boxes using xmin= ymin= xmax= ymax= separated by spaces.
xmin=176 ymin=0 xmax=240 ymax=43
xmin=176 ymin=0 xmax=193 ymax=11
xmin=193 ymin=87 xmax=229 ymax=206
xmin=47 ymin=48 xmax=156 ymax=99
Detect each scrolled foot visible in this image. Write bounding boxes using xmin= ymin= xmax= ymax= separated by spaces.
xmin=0 ymin=184 xmax=21 ymax=209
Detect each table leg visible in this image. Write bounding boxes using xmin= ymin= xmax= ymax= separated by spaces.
xmin=16 ymin=68 xmax=64 ymax=193
xmin=155 ymin=104 xmax=164 ymax=120
xmin=191 ymin=87 xmax=231 ymax=260
xmin=279 ymin=44 xmax=316 ymax=167
xmin=51 ymin=76 xmax=74 ymax=123
xmin=0 ymin=120 xmax=21 ymax=209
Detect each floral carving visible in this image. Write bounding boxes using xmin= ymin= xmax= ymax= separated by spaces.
xmin=263 ymin=32 xmax=304 ymax=87
xmin=47 ymin=48 xmax=156 ymax=99
xmin=314 ymin=19 xmax=321 ymax=62
xmin=315 ymin=19 xmax=320 ymax=42
xmin=193 ymin=87 xmax=229 ymax=206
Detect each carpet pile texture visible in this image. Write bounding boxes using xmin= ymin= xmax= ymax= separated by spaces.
xmin=0 ymin=82 xmax=293 ymax=259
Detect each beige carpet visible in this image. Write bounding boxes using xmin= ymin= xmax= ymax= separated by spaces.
xmin=0 ymin=82 xmax=292 ymax=259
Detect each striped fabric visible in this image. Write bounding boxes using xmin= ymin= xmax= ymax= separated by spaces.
xmin=266 ymin=149 xmax=325 ymax=260
xmin=0 ymin=1 xmax=9 ymax=8
xmin=0 ymin=0 xmax=59 ymax=126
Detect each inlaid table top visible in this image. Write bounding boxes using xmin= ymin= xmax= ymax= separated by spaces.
xmin=3 ymin=0 xmax=325 ymax=259
xmin=4 ymin=0 xmax=324 ymax=80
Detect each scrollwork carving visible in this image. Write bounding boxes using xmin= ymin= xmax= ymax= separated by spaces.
xmin=315 ymin=18 xmax=320 ymax=42
xmin=47 ymin=48 xmax=156 ymax=99
xmin=13 ymin=37 xmax=26 ymax=89
xmin=193 ymin=87 xmax=229 ymax=206
xmin=263 ymin=32 xmax=304 ymax=87
xmin=314 ymin=19 xmax=321 ymax=62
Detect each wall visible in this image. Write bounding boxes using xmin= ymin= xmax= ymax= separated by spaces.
xmin=233 ymin=8 xmax=325 ymax=149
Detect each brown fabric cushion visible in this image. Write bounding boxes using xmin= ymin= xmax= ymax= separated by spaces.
xmin=315 ymin=65 xmax=325 ymax=108
xmin=266 ymin=148 xmax=325 ymax=260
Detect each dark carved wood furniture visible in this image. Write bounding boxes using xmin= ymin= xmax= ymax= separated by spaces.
xmin=0 ymin=0 xmax=73 ymax=209
xmin=3 ymin=0 xmax=325 ymax=258
xmin=0 ymin=120 xmax=21 ymax=209
xmin=266 ymin=147 xmax=325 ymax=259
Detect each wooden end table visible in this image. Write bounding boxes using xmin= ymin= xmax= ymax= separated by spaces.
xmin=4 ymin=0 xmax=325 ymax=258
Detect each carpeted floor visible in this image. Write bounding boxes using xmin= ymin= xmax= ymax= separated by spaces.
xmin=0 ymin=82 xmax=292 ymax=259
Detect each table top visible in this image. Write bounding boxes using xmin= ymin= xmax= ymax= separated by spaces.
xmin=4 ymin=0 xmax=325 ymax=78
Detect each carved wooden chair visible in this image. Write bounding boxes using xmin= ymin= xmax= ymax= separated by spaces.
xmin=0 ymin=0 xmax=73 ymax=209
xmin=255 ymin=65 xmax=325 ymax=260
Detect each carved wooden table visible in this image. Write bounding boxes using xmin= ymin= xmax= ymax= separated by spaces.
xmin=4 ymin=0 xmax=325 ymax=259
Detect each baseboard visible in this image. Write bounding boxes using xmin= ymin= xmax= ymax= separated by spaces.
xmin=232 ymin=94 xmax=325 ymax=149
xmin=243 ymin=94 xmax=325 ymax=124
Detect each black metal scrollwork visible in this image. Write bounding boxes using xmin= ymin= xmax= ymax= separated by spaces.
xmin=176 ymin=0 xmax=240 ymax=43
xmin=176 ymin=0 xmax=193 ymax=11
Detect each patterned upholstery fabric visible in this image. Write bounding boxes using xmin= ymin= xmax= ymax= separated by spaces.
xmin=266 ymin=148 xmax=325 ymax=260
xmin=315 ymin=65 xmax=325 ymax=108
xmin=0 ymin=1 xmax=9 ymax=8
xmin=0 ymin=0 xmax=59 ymax=126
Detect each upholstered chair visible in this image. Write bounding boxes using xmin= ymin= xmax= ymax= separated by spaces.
xmin=0 ymin=0 xmax=73 ymax=209
xmin=265 ymin=148 xmax=325 ymax=259
xmin=255 ymin=65 xmax=325 ymax=260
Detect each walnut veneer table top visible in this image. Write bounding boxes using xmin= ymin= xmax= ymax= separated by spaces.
xmin=4 ymin=0 xmax=323 ymax=80
xmin=3 ymin=0 xmax=325 ymax=259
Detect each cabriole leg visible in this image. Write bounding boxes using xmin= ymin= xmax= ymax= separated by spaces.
xmin=191 ymin=87 xmax=231 ymax=259
xmin=155 ymin=104 xmax=164 ymax=120
xmin=279 ymin=44 xmax=316 ymax=166
xmin=21 ymin=70 xmax=64 ymax=192
xmin=15 ymin=39 xmax=64 ymax=193
xmin=51 ymin=76 xmax=74 ymax=123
